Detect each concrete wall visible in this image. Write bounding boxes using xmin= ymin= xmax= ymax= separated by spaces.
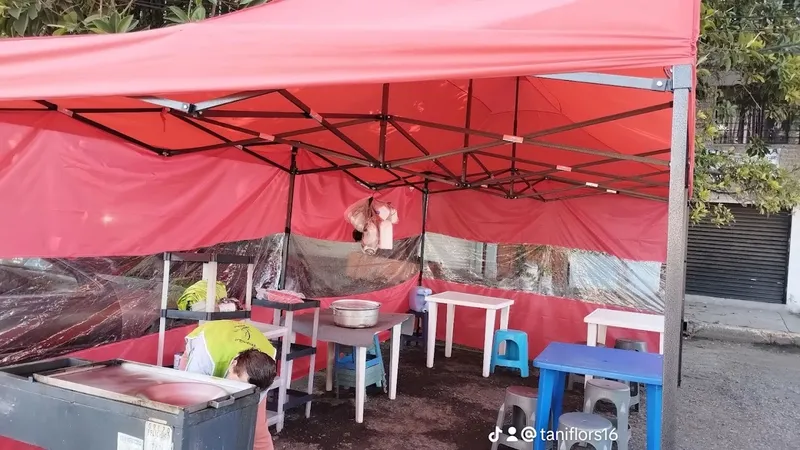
xmin=777 ymin=145 xmax=800 ymax=170
xmin=709 ymin=143 xmax=800 ymax=170
xmin=788 ymin=208 xmax=800 ymax=314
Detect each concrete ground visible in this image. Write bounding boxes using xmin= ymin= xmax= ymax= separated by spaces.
xmin=272 ymin=339 xmax=800 ymax=450
xmin=685 ymin=295 xmax=800 ymax=345
xmin=675 ymin=339 xmax=800 ymax=450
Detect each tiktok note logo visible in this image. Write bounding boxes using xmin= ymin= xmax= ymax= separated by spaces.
xmin=488 ymin=426 xmax=537 ymax=443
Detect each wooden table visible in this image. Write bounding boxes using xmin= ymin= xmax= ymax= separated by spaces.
xmin=584 ymin=308 xmax=665 ymax=353
xmin=424 ymin=291 xmax=514 ymax=377
xmin=532 ymin=342 xmax=664 ymax=450
xmin=292 ymin=310 xmax=411 ymax=423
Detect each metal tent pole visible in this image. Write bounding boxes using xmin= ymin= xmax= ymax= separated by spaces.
xmin=278 ymin=148 xmax=298 ymax=290
xmin=272 ymin=148 xmax=298 ymax=434
xmin=379 ymin=83 xmax=389 ymax=163
xmin=510 ymin=76 xmax=521 ymax=197
xmin=156 ymin=254 xmax=171 ymax=367
xmin=661 ymin=64 xmax=692 ymax=449
xmin=461 ymin=80 xmax=474 ymax=184
xmin=418 ymin=181 xmax=430 ymax=286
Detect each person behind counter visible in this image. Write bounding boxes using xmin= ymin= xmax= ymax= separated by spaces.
xmin=177 ymin=320 xmax=277 ymax=450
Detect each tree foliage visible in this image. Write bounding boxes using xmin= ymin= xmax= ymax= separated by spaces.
xmin=0 ymin=0 xmax=265 ymax=37
xmin=695 ymin=0 xmax=800 ymax=225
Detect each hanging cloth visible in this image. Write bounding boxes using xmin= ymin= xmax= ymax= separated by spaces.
xmin=343 ymin=197 xmax=399 ymax=253
xmin=372 ymin=200 xmax=399 ymax=250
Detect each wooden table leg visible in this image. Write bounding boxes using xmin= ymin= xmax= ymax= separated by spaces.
xmin=445 ymin=303 xmax=455 ymax=358
xmin=389 ymin=324 xmax=401 ymax=400
xmin=355 ymin=346 xmax=367 ymax=423
xmin=482 ymin=309 xmax=497 ymax=377
xmin=426 ymin=302 xmax=438 ymax=368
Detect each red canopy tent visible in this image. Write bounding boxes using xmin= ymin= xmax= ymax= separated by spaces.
xmin=0 ymin=0 xmax=699 ymax=447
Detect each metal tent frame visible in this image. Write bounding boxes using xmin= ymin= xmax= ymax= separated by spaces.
xmin=22 ymin=77 xmax=675 ymax=204
xmin=18 ymin=65 xmax=692 ymax=448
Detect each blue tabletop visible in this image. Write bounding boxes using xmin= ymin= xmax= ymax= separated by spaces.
xmin=534 ymin=342 xmax=663 ymax=385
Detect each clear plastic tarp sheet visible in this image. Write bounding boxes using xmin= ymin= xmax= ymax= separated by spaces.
xmin=2 ymin=229 xmax=663 ymax=366
xmin=423 ymin=233 xmax=665 ymax=312
xmin=0 ymin=234 xmax=284 ymax=366
xmin=284 ymin=235 xmax=421 ymax=298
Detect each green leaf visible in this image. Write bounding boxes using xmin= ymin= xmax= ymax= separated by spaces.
xmin=190 ymin=5 xmax=206 ymax=21
xmin=65 ymin=11 xmax=79 ymax=24
xmin=117 ymin=14 xmax=134 ymax=32
xmin=7 ymin=7 xmax=21 ymax=20
xmin=167 ymin=5 xmax=191 ymax=23
xmin=26 ymin=6 xmax=37 ymax=21
xmin=83 ymin=14 xmax=106 ymax=25
xmin=90 ymin=19 xmax=116 ymax=34
xmin=12 ymin=14 xmax=28 ymax=36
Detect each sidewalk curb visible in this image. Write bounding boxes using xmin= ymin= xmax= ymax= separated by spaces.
xmin=686 ymin=320 xmax=800 ymax=346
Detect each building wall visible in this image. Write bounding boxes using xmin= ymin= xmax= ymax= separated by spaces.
xmin=709 ymin=143 xmax=800 ymax=169
xmin=777 ymin=145 xmax=800 ymax=170
xmin=788 ymin=208 xmax=800 ymax=314
xmin=707 ymin=144 xmax=798 ymax=310
xmin=780 ymin=148 xmax=800 ymax=312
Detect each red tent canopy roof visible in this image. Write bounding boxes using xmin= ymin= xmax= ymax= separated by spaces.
xmin=0 ymin=0 xmax=699 ymax=100
xmin=0 ymin=0 xmax=699 ymax=258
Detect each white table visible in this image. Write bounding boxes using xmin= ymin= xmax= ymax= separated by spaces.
xmin=292 ymin=310 xmax=411 ymax=424
xmin=425 ymin=291 xmax=515 ymax=377
xmin=584 ymin=309 xmax=665 ymax=353
xmin=583 ymin=309 xmax=664 ymax=383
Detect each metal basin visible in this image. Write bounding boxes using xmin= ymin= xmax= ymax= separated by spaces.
xmin=330 ymin=300 xmax=380 ymax=328
xmin=135 ymin=382 xmax=230 ymax=407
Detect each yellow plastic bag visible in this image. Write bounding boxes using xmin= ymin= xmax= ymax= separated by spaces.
xmin=177 ymin=280 xmax=228 ymax=311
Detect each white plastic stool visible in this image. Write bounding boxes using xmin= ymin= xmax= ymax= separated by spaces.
xmin=557 ymin=412 xmax=613 ymax=450
xmin=583 ymin=379 xmax=631 ymax=450
xmin=614 ymin=338 xmax=648 ymax=412
xmin=491 ymin=386 xmax=538 ymax=450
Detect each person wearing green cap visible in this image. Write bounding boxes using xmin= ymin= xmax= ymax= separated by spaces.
xmin=177 ymin=320 xmax=277 ymax=450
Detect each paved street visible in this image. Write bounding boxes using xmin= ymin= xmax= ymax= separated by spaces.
xmin=675 ymin=339 xmax=800 ymax=450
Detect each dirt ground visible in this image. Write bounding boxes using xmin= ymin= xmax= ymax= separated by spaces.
xmin=271 ymin=339 xmax=800 ymax=450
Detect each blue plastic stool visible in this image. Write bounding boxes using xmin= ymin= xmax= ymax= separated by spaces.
xmin=334 ymin=334 xmax=387 ymax=396
xmin=490 ymin=329 xmax=530 ymax=377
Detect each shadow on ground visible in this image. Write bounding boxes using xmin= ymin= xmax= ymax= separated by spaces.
xmin=272 ymin=344 xmax=650 ymax=450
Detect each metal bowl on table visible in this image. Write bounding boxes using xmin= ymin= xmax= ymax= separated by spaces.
xmin=330 ymin=300 xmax=380 ymax=328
